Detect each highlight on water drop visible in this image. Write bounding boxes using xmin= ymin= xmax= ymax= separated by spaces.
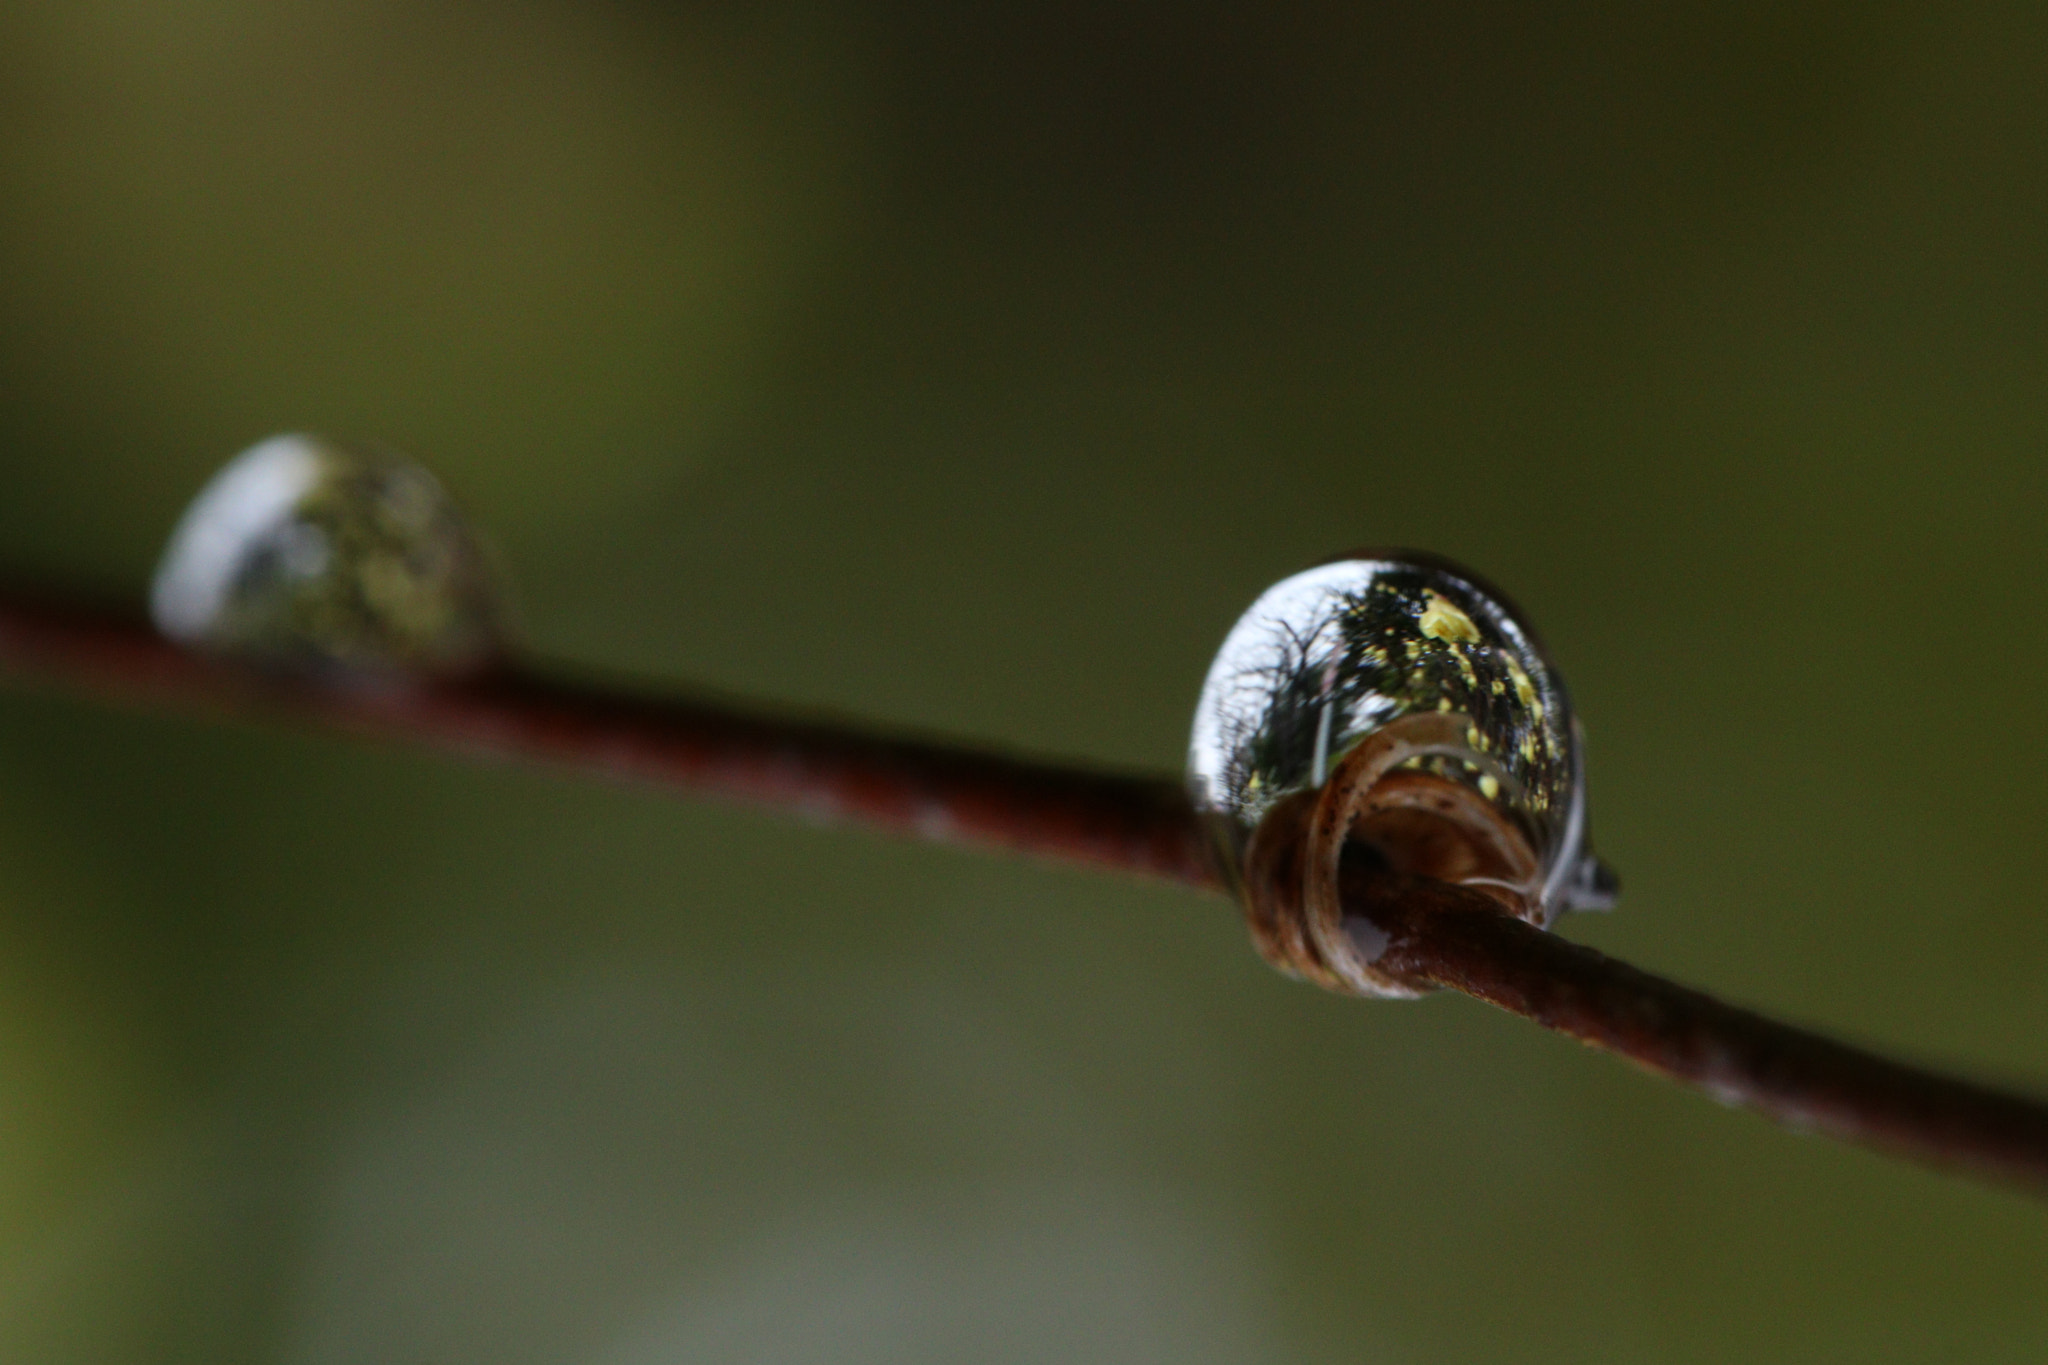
xmin=152 ymin=434 xmax=509 ymax=677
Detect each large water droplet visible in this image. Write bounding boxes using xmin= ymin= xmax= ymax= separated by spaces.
xmin=152 ymin=434 xmax=508 ymax=676
xmin=1189 ymin=552 xmax=1616 ymax=992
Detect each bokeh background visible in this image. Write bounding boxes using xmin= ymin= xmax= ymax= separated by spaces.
xmin=1 ymin=2 xmax=2046 ymax=1359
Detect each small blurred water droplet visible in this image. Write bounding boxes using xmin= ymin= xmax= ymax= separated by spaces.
xmin=152 ymin=434 xmax=509 ymax=676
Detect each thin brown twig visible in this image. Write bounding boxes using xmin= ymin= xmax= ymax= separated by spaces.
xmin=0 ymin=584 xmax=2043 ymax=1196
xmin=1350 ymin=859 xmax=2048 ymax=1192
xmin=0 ymin=586 xmax=1210 ymax=884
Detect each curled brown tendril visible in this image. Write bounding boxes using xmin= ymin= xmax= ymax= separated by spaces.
xmin=1239 ymin=711 xmax=1548 ymax=998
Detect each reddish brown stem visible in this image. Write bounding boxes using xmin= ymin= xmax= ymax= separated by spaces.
xmin=0 ymin=585 xmax=2045 ymax=1195
xmin=0 ymin=587 xmax=1211 ymax=886
xmin=1352 ymin=861 xmax=2048 ymax=1192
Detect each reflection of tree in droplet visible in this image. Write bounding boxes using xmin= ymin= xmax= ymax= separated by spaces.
xmin=1187 ymin=554 xmax=1618 ymax=944
xmin=151 ymin=434 xmax=510 ymax=678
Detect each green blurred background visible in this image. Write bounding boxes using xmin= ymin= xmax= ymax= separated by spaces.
xmin=1 ymin=1 xmax=2046 ymax=1359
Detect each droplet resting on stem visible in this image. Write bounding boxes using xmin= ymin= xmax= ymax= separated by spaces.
xmin=1188 ymin=551 xmax=1618 ymax=996
xmin=151 ymin=434 xmax=510 ymax=678
xmin=0 ymin=544 xmax=2044 ymax=1192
